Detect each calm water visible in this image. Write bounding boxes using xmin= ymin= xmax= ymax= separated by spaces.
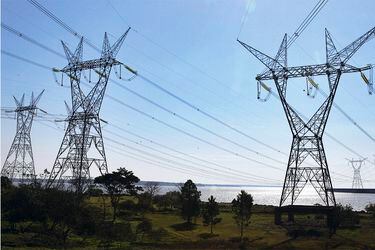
xmin=157 ymin=185 xmax=375 ymax=211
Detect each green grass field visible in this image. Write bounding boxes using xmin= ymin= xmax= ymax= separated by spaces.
xmin=2 ymin=196 xmax=375 ymax=249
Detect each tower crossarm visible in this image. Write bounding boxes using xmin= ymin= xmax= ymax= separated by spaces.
xmin=256 ymin=64 xmax=371 ymax=81
xmin=61 ymin=58 xmax=122 ymax=72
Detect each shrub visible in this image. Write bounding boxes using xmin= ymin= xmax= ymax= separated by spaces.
xmin=365 ymin=203 xmax=375 ymax=218
xmin=336 ymin=204 xmax=360 ymax=228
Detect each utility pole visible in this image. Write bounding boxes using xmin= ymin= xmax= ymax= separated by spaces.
xmin=1 ymin=91 xmax=44 ymax=184
xmin=346 ymin=158 xmax=366 ymax=189
xmin=46 ymin=29 xmax=130 ymax=192
xmin=239 ymin=27 xmax=374 ymax=207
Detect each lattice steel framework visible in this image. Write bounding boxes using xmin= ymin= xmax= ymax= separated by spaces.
xmin=1 ymin=91 xmax=44 ymax=184
xmin=46 ymin=29 xmax=130 ymax=192
xmin=239 ymin=27 xmax=374 ymax=206
xmin=346 ymin=158 xmax=366 ymax=189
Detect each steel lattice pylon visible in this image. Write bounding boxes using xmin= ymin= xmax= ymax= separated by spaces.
xmin=46 ymin=29 xmax=130 ymax=192
xmin=346 ymin=158 xmax=366 ymax=189
xmin=239 ymin=27 xmax=374 ymax=207
xmin=1 ymin=91 xmax=44 ymax=184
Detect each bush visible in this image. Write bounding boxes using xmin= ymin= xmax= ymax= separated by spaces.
xmin=365 ymin=203 xmax=375 ymax=218
xmin=154 ymin=191 xmax=181 ymax=210
xmin=1 ymin=185 xmax=47 ymax=230
xmin=119 ymin=199 xmax=137 ymax=211
xmin=137 ymin=192 xmax=154 ymax=212
xmin=85 ymin=186 xmax=103 ymax=197
xmin=336 ymin=204 xmax=360 ymax=228
xmin=1 ymin=176 xmax=13 ymax=189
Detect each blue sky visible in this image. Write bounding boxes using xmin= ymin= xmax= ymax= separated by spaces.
xmin=1 ymin=0 xmax=374 ymax=187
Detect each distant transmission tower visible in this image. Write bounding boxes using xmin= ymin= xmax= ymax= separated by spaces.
xmin=46 ymin=29 xmax=131 ymax=192
xmin=1 ymin=91 xmax=44 ymax=184
xmin=239 ymin=27 xmax=374 ymax=207
xmin=346 ymin=158 xmax=366 ymax=189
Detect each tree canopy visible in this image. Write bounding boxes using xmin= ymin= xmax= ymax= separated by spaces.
xmin=179 ymin=179 xmax=201 ymax=224
xmin=94 ymin=168 xmax=142 ymax=221
xmin=232 ymin=190 xmax=253 ymax=240
xmin=202 ymin=195 xmax=221 ymax=234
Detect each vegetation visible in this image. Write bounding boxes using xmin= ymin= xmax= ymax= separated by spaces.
xmin=202 ymin=195 xmax=221 ymax=235
xmin=336 ymin=203 xmax=360 ymax=228
xmin=2 ymin=175 xmax=375 ymax=249
xmin=94 ymin=167 xmax=142 ymax=221
xmin=231 ymin=190 xmax=254 ymax=241
xmin=365 ymin=203 xmax=375 ymax=218
xmin=179 ymin=179 xmax=201 ymax=225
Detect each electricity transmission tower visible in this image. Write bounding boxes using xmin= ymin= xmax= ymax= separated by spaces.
xmin=346 ymin=158 xmax=366 ymax=189
xmin=239 ymin=27 xmax=374 ymax=207
xmin=1 ymin=91 xmax=44 ymax=184
xmin=46 ymin=29 xmax=130 ymax=192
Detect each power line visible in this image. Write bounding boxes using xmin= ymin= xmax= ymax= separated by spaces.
xmin=2 ymin=23 xmax=65 ymax=58
xmin=107 ymin=122 xmax=276 ymax=179
xmin=1 ymin=50 xmax=51 ymax=70
xmin=24 ymin=1 xmax=286 ymax=156
xmin=106 ymin=0 xmax=374 ymax=156
xmin=27 ymin=0 xmax=101 ymax=52
xmin=1 ymin=92 xmax=369 ymax=183
xmin=318 ymin=88 xmax=375 ymax=143
xmin=287 ymin=0 xmax=328 ymax=47
xmin=104 ymin=128 xmax=279 ymax=182
xmin=106 ymin=142 xmax=280 ymax=184
xmin=107 ymin=0 xmax=282 ymax=118
xmin=104 ymin=136 xmax=278 ymax=183
xmin=110 ymin=77 xmax=285 ymax=164
xmin=135 ymin=74 xmax=286 ymax=155
xmin=237 ymin=0 xmax=254 ymax=39
xmin=102 ymin=89 xmax=283 ymax=171
xmin=1 ymin=49 xmax=284 ymax=172
xmin=1 ymin=24 xmax=288 ymax=166
xmin=3 ymin=3 xmax=374 ymax=186
xmin=2 ymin=46 xmax=366 ymax=181
xmin=33 ymin=116 xmax=280 ymax=184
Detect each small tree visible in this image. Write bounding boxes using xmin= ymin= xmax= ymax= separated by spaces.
xmin=180 ymin=179 xmax=201 ymax=224
xmin=202 ymin=195 xmax=221 ymax=234
xmin=144 ymin=182 xmax=161 ymax=197
xmin=94 ymin=168 xmax=142 ymax=221
xmin=365 ymin=203 xmax=375 ymax=218
xmin=232 ymin=190 xmax=253 ymax=240
xmin=154 ymin=191 xmax=180 ymax=210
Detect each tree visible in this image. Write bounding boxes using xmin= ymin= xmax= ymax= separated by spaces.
xmin=179 ymin=180 xmax=201 ymax=224
xmin=1 ymin=185 xmax=46 ymax=232
xmin=144 ymin=181 xmax=161 ymax=197
xmin=202 ymin=195 xmax=221 ymax=234
xmin=94 ymin=168 xmax=142 ymax=221
xmin=85 ymin=184 xmax=104 ymax=197
xmin=365 ymin=203 xmax=375 ymax=218
xmin=1 ymin=176 xmax=12 ymax=190
xmin=336 ymin=203 xmax=360 ymax=227
xmin=137 ymin=192 xmax=153 ymax=212
xmin=154 ymin=191 xmax=180 ymax=210
xmin=232 ymin=190 xmax=253 ymax=240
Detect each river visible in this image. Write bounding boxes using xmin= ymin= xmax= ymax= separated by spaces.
xmin=156 ymin=185 xmax=375 ymax=211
